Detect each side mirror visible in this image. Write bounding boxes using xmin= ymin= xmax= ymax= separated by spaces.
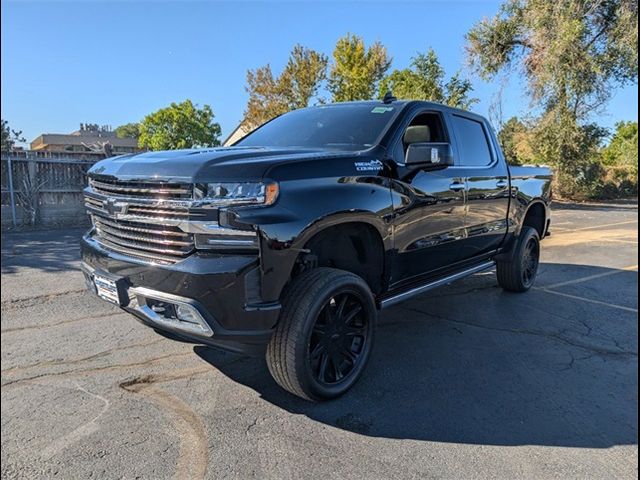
xmin=405 ymin=142 xmax=454 ymax=168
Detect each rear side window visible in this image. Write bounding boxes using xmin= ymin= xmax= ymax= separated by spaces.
xmin=452 ymin=115 xmax=492 ymax=166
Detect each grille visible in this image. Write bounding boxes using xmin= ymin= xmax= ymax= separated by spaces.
xmin=84 ymin=196 xmax=193 ymax=220
xmin=86 ymin=177 xmax=198 ymax=264
xmin=90 ymin=213 xmax=195 ymax=264
xmin=89 ymin=178 xmax=194 ymax=200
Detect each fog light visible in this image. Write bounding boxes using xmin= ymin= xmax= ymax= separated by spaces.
xmin=134 ymin=290 xmax=214 ymax=337
xmin=176 ymin=304 xmax=202 ymax=325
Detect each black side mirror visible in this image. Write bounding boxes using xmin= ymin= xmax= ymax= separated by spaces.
xmin=405 ymin=142 xmax=454 ymax=168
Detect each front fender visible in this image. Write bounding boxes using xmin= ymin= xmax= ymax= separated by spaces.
xmin=234 ymin=176 xmax=394 ymax=302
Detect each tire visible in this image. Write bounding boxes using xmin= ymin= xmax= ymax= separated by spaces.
xmin=266 ymin=267 xmax=377 ymax=401
xmin=497 ymin=226 xmax=541 ymax=293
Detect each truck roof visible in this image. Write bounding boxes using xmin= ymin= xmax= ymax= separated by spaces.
xmin=309 ymin=99 xmax=484 ymax=120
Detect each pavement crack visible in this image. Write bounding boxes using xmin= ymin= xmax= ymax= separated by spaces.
xmin=1 ymin=351 xmax=194 ymax=387
xmin=577 ymin=318 xmax=593 ymax=336
xmin=399 ymin=305 xmax=638 ymax=358
xmin=1 ymin=338 xmax=164 ymax=375
xmin=1 ymin=311 xmax=124 ymax=334
xmin=245 ymin=417 xmax=259 ymax=435
xmin=557 ymin=352 xmax=598 ymax=371
xmin=0 ymin=289 xmax=87 ymax=311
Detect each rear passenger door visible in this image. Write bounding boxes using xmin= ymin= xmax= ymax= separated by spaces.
xmin=448 ymin=113 xmax=510 ymax=259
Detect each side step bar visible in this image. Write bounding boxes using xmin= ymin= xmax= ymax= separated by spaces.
xmin=379 ymin=261 xmax=496 ymax=309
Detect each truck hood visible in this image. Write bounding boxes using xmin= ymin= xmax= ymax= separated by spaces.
xmin=88 ymin=147 xmax=357 ymax=182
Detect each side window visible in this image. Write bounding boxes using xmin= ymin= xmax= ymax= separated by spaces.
xmin=395 ymin=112 xmax=447 ymax=162
xmin=452 ymin=115 xmax=492 ymax=167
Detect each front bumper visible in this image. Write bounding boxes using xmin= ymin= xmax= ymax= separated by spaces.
xmin=81 ymin=231 xmax=280 ymax=355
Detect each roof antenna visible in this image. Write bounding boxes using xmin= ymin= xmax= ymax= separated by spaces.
xmin=382 ymin=91 xmax=396 ymax=104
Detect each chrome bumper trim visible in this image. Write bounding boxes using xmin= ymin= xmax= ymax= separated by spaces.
xmin=129 ymin=287 xmax=214 ymax=337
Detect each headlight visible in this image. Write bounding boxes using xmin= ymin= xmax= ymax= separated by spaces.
xmin=202 ymin=182 xmax=278 ymax=206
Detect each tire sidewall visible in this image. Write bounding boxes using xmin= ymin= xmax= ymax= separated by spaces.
xmin=515 ymin=227 xmax=541 ymax=291
xmin=294 ymin=274 xmax=376 ymax=400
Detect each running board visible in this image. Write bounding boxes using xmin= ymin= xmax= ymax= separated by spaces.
xmin=379 ymin=261 xmax=496 ymax=309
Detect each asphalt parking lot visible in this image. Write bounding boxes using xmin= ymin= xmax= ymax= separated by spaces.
xmin=1 ymin=203 xmax=638 ymax=480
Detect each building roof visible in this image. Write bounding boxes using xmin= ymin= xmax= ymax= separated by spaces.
xmin=31 ymin=133 xmax=138 ymax=149
xmin=223 ymin=123 xmax=252 ymax=146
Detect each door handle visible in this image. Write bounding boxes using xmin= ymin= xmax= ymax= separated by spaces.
xmin=449 ymin=182 xmax=465 ymax=192
xmin=496 ymin=180 xmax=509 ymax=189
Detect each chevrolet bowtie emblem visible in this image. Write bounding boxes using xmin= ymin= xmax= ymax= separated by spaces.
xmin=103 ymin=198 xmax=127 ymax=216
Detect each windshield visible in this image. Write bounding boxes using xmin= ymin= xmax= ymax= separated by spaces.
xmin=236 ymin=104 xmax=400 ymax=151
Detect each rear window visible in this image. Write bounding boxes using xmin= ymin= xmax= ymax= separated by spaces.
xmin=452 ymin=115 xmax=493 ymax=167
xmin=236 ymin=104 xmax=400 ymax=151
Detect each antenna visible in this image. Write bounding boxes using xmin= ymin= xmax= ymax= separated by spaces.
xmin=382 ymin=91 xmax=397 ymax=104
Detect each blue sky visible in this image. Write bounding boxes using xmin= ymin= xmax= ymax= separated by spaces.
xmin=1 ymin=0 xmax=638 ymax=145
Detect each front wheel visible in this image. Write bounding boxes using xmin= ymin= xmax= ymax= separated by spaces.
xmin=497 ymin=226 xmax=541 ymax=292
xmin=266 ymin=268 xmax=376 ymax=401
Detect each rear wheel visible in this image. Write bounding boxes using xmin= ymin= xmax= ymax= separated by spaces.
xmin=497 ymin=226 xmax=540 ymax=292
xmin=266 ymin=268 xmax=376 ymax=401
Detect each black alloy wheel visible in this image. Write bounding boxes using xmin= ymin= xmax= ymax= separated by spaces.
xmin=496 ymin=226 xmax=541 ymax=293
xmin=266 ymin=268 xmax=377 ymax=401
xmin=521 ymin=235 xmax=540 ymax=288
xmin=308 ymin=292 xmax=371 ymax=386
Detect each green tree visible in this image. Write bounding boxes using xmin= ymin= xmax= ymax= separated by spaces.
xmin=532 ymin=113 xmax=609 ymax=198
xmin=244 ymin=65 xmax=286 ymax=129
xmin=243 ymin=45 xmax=328 ymax=129
xmin=1 ymin=119 xmax=26 ymax=151
xmin=466 ymin=0 xmax=638 ymax=197
xmin=498 ymin=117 xmax=533 ymax=165
xmin=138 ymin=100 xmax=221 ymax=151
xmin=602 ymin=121 xmax=638 ymax=169
xmin=328 ymin=34 xmax=391 ymax=102
xmin=115 ymin=122 xmax=140 ymax=140
xmin=280 ymin=45 xmax=329 ymax=109
xmin=379 ymin=48 xmax=478 ymax=109
xmin=601 ymin=121 xmax=638 ymax=195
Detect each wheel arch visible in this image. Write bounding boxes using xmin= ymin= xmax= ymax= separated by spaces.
xmin=296 ymin=219 xmax=388 ymax=295
xmin=520 ymin=200 xmax=548 ymax=238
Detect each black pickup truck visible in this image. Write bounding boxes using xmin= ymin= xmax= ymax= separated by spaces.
xmin=81 ymin=99 xmax=553 ymax=401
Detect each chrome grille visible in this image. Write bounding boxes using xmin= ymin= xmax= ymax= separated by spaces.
xmin=86 ymin=177 xmax=197 ymax=264
xmin=91 ymin=214 xmax=195 ymax=264
xmin=89 ymin=178 xmax=194 ymax=200
xmin=84 ymin=196 xmax=194 ymax=221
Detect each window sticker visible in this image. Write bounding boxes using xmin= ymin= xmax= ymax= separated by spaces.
xmin=371 ymin=106 xmax=394 ymax=114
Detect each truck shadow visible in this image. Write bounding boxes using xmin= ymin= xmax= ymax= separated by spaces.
xmin=195 ymin=263 xmax=638 ymax=448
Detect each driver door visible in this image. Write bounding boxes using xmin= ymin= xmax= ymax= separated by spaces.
xmin=389 ymin=111 xmax=467 ymax=287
